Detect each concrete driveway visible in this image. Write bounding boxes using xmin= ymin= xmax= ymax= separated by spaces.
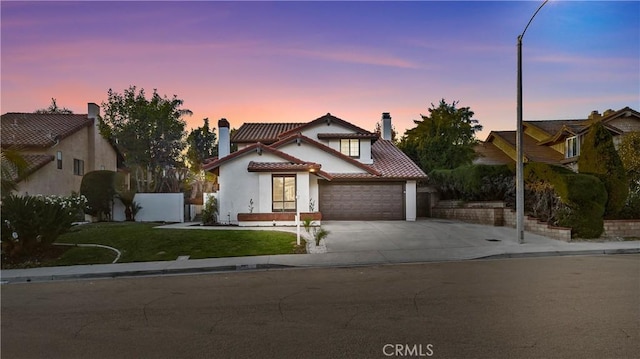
xmin=320 ymin=219 xmax=559 ymax=253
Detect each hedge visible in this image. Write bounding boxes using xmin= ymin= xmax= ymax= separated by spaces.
xmin=578 ymin=122 xmax=628 ymax=217
xmin=525 ymin=163 xmax=607 ymax=238
xmin=80 ymin=170 xmax=126 ymax=220
xmin=429 ymin=164 xmax=514 ymax=201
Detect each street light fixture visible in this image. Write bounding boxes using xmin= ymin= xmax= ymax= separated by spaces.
xmin=517 ymin=0 xmax=549 ymax=244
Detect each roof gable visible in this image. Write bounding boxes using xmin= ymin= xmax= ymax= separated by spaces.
xmin=1 ymin=113 xmax=93 ymax=148
xmin=203 ymin=142 xmax=315 ymax=171
xmin=271 ymin=133 xmax=380 ymax=176
xmin=278 ymin=113 xmax=375 ymax=139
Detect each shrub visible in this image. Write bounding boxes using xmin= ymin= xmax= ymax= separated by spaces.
xmin=578 ymin=122 xmax=628 ymax=218
xmin=429 ymin=164 xmax=514 ymax=201
xmin=1 ymin=194 xmax=87 ymax=259
xmin=202 ymin=195 xmax=218 ymax=225
xmin=80 ymin=170 xmax=126 ymax=220
xmin=525 ymin=163 xmax=607 ymax=238
xmin=302 ymin=217 xmax=314 ymax=234
xmin=312 ymin=227 xmax=330 ymax=246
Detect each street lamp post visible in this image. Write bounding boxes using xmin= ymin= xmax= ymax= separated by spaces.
xmin=517 ymin=0 xmax=548 ymax=244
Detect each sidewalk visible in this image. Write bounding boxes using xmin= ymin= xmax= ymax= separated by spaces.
xmin=2 ymin=220 xmax=638 ymax=284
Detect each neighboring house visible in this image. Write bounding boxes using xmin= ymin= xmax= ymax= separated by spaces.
xmin=203 ymin=113 xmax=427 ymax=225
xmin=1 ymin=103 xmax=120 ymax=196
xmin=474 ymin=107 xmax=640 ymax=171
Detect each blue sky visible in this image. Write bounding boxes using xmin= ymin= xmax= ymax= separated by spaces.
xmin=2 ymin=1 xmax=638 ymax=139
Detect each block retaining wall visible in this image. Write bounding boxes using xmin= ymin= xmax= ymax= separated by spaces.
xmin=603 ymin=220 xmax=640 ymax=238
xmin=433 ymin=204 xmax=572 ymax=242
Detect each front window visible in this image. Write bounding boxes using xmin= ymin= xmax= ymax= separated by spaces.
xmin=73 ymin=159 xmax=84 ymax=176
xmin=56 ymin=151 xmax=62 ymax=169
xmin=340 ymin=139 xmax=360 ymax=158
xmin=566 ymin=136 xmax=580 ymax=158
xmin=273 ymin=175 xmax=296 ymax=212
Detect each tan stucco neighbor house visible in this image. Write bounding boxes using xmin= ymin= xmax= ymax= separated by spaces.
xmin=474 ymin=107 xmax=640 ymax=171
xmin=1 ymin=103 xmax=120 ymax=196
xmin=203 ymin=113 xmax=427 ymax=225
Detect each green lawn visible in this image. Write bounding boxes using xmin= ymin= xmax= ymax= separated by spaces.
xmin=52 ymin=222 xmax=303 ymax=265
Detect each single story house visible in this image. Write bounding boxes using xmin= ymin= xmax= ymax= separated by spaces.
xmin=474 ymin=107 xmax=640 ymax=171
xmin=203 ymin=113 xmax=427 ymax=225
xmin=1 ymin=103 xmax=122 ymax=196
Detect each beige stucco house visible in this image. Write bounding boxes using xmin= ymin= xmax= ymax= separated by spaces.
xmin=1 ymin=103 xmax=120 ymax=196
xmin=474 ymin=107 xmax=640 ymax=171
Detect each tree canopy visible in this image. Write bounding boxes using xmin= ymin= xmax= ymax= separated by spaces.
xmin=99 ymin=86 xmax=192 ymax=192
xmin=34 ymin=98 xmax=73 ymax=114
xmin=373 ymin=122 xmax=398 ymax=143
xmin=398 ymin=99 xmax=482 ymax=174
xmin=186 ymin=118 xmax=217 ymax=173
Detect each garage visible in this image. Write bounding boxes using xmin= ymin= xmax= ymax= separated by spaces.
xmin=319 ymin=181 xmax=405 ymax=220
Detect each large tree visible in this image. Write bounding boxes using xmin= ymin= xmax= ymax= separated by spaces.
xmin=186 ymin=118 xmax=217 ymax=173
xmin=99 ymin=86 xmax=192 ymax=192
xmin=34 ymin=98 xmax=73 ymax=114
xmin=398 ymin=99 xmax=482 ymax=174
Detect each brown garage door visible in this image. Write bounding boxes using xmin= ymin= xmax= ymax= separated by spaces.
xmin=319 ymin=181 xmax=405 ymax=220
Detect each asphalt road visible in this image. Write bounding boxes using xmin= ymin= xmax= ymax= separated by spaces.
xmin=2 ymin=255 xmax=639 ymax=359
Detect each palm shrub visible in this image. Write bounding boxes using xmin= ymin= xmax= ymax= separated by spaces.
xmin=302 ymin=217 xmax=314 ymax=234
xmin=312 ymin=227 xmax=330 ymax=246
xmin=117 ymin=189 xmax=142 ymax=221
xmin=1 ymin=194 xmax=87 ymax=259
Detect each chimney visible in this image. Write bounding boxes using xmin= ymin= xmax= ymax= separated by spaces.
xmin=588 ymin=110 xmax=601 ymax=121
xmin=88 ymin=102 xmax=100 ymax=120
xmin=87 ymin=103 xmax=100 ymax=171
xmin=603 ymin=109 xmax=615 ymax=117
xmin=381 ymin=112 xmax=392 ymax=141
xmin=218 ymin=118 xmax=230 ymax=158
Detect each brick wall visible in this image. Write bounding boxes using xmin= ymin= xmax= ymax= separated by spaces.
xmin=433 ymin=203 xmax=572 ymax=242
xmin=432 ymin=207 xmax=503 ymax=226
xmin=603 ymin=220 xmax=640 ymax=238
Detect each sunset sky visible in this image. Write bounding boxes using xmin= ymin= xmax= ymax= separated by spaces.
xmin=2 ymin=1 xmax=638 ymax=140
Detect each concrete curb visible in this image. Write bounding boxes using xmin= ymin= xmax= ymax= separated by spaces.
xmin=2 ymin=249 xmax=638 ymax=284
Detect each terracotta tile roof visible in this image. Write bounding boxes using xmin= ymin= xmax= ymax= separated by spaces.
xmin=231 ymin=123 xmax=305 ymax=144
xmin=316 ymin=133 xmax=379 ymax=139
xmin=473 ymin=142 xmax=514 ymax=166
xmin=1 ymin=113 xmax=93 ymax=148
xmin=370 ymin=139 xmax=428 ymax=179
xmin=329 ymin=173 xmax=379 ymax=179
xmin=278 ymin=113 xmax=375 ymax=139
